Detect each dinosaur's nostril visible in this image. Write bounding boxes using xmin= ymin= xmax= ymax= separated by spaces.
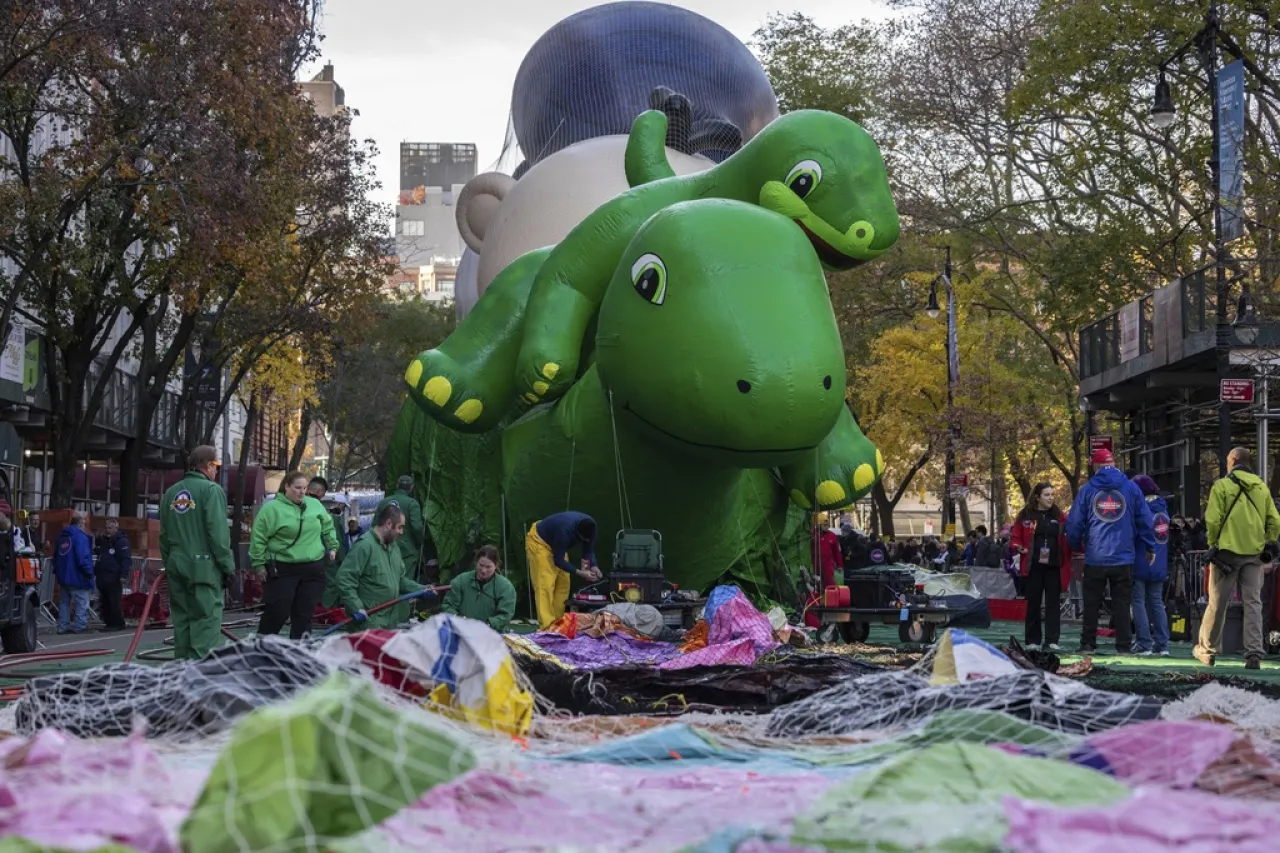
xmin=823 ymin=375 xmax=833 ymax=390
xmin=737 ymin=380 xmax=752 ymax=394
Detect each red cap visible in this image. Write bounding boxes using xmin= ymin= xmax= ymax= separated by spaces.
xmin=1090 ymin=448 xmax=1114 ymax=466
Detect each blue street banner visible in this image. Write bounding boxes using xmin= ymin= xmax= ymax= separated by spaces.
xmin=1218 ymin=60 xmax=1245 ymax=243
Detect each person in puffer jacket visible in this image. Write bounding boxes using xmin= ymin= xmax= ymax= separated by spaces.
xmin=1131 ymin=475 xmax=1170 ymax=656
xmin=1066 ymin=448 xmax=1156 ymax=654
xmin=54 ymin=513 xmax=96 ymax=634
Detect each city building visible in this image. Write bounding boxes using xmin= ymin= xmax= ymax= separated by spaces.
xmin=299 ymin=63 xmax=346 ymax=117
xmin=394 ymin=142 xmax=476 ymax=266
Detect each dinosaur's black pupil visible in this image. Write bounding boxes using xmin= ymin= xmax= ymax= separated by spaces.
xmin=635 ymin=269 xmax=660 ymax=299
xmin=823 ymin=375 xmax=832 ymax=390
xmin=790 ymin=174 xmax=813 ymax=198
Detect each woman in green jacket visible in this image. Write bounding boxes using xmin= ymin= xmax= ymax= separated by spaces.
xmin=441 ymin=545 xmax=517 ymax=632
xmin=251 ymin=470 xmax=338 ymax=639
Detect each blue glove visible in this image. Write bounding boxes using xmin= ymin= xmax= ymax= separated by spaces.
xmin=352 ymin=610 xmax=367 ymax=623
xmin=414 ymin=587 xmax=437 ymax=600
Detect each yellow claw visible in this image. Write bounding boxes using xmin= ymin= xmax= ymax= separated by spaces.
xmin=790 ymin=489 xmax=812 ymax=510
xmin=532 ymin=381 xmax=549 ymax=395
xmin=404 ymin=360 xmax=423 ymax=389
xmin=424 ymin=376 xmax=452 ymax=407
xmin=853 ymin=463 xmax=876 ymax=492
xmin=874 ymin=449 xmax=885 ymax=474
xmin=541 ymin=363 xmax=560 ymax=380
xmin=523 ymin=393 xmax=539 ymax=404
xmin=454 ymin=399 xmax=483 ymax=424
xmin=816 ymin=480 xmax=847 ymax=507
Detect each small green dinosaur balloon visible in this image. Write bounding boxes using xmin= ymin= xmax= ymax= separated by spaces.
xmin=403 ymin=108 xmax=899 ymax=432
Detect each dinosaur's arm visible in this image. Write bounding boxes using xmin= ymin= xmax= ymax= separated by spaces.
xmin=778 ymin=405 xmax=884 ymax=511
xmin=625 ymin=110 xmax=677 ymax=187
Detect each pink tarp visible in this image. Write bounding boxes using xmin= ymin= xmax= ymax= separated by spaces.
xmin=658 ymin=587 xmax=778 ymax=670
xmin=0 ymin=729 xmax=205 ymax=852
xmin=377 ymin=761 xmax=834 ymax=853
xmin=1004 ymin=787 xmax=1280 ymax=853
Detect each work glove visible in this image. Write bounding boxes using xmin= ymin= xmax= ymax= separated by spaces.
xmin=413 ymin=587 xmax=438 ymax=600
xmin=352 ymin=610 xmax=368 ymax=623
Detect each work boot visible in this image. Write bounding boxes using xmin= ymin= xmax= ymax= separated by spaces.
xmin=1193 ymin=647 xmax=1216 ymax=667
xmin=1074 ymin=644 xmax=1096 ymax=655
xmin=1246 ymin=656 xmax=1261 ymax=670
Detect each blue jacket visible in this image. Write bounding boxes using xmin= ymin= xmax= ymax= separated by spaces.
xmin=1135 ymin=495 xmax=1170 ymax=582
xmin=1066 ymin=467 xmax=1156 ymax=567
xmin=95 ymin=530 xmax=131 ymax=581
xmin=536 ymin=511 xmax=598 ymax=574
xmin=54 ymin=526 xmax=96 ymax=589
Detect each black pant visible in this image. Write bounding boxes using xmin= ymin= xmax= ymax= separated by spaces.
xmin=258 ymin=561 xmax=325 ymax=640
xmin=1082 ymin=563 xmax=1133 ymax=650
xmin=96 ymin=575 xmax=126 ymax=628
xmin=1024 ymin=564 xmax=1061 ymax=645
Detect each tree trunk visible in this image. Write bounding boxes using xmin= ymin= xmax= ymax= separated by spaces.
xmin=288 ymin=405 xmax=313 ymax=471
xmin=958 ymin=497 xmax=973 ymax=534
xmin=118 ymin=436 xmax=145 ymax=518
xmin=230 ymin=390 xmax=260 ymax=571
xmin=870 ymin=480 xmax=897 ymax=540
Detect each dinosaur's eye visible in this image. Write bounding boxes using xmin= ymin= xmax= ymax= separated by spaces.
xmin=785 ymin=159 xmax=823 ymax=199
xmin=631 ymin=253 xmax=667 ymax=305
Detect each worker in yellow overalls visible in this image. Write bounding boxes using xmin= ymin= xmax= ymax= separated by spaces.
xmin=527 ymin=511 xmax=601 ymax=629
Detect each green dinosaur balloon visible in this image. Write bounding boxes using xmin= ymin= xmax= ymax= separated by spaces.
xmin=403 ymin=108 xmax=899 ymax=432
xmin=385 ymin=199 xmax=885 ymax=593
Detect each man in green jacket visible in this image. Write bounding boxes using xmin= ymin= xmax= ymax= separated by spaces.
xmin=1197 ymin=446 xmax=1280 ymax=669
xmin=335 ymin=504 xmax=431 ymax=630
xmin=159 ymin=445 xmax=235 ymax=659
xmin=441 ymin=545 xmax=516 ymax=632
xmin=376 ymin=475 xmax=424 ymax=581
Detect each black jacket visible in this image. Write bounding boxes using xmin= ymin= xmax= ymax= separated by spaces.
xmin=95 ymin=531 xmax=132 ymax=581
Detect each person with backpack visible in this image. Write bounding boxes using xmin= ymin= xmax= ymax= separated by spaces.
xmin=1131 ymin=475 xmax=1171 ymax=657
xmin=1066 ymin=448 xmax=1156 ymax=654
xmin=1195 ymin=447 xmax=1280 ymax=669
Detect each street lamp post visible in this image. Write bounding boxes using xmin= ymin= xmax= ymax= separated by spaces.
xmin=1150 ymin=0 xmax=1234 ymax=474
xmin=925 ymin=247 xmax=960 ymax=534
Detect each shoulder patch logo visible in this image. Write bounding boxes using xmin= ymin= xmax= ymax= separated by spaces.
xmin=171 ymin=489 xmax=195 ymax=514
xmin=1153 ymin=512 xmax=1170 ymax=545
xmin=58 ymin=538 xmax=71 ymax=555
xmin=1092 ymin=489 xmax=1127 ymax=523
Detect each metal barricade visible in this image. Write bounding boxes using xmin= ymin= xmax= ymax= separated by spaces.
xmin=38 ymin=558 xmax=56 ymax=626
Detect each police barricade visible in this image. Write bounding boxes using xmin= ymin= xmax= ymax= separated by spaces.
xmin=38 ymin=558 xmax=57 ymax=626
xmin=121 ymin=557 xmax=169 ymax=626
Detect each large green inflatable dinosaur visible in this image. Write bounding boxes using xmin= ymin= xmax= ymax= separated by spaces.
xmin=386 ymin=198 xmax=885 ymax=593
xmin=404 ymin=108 xmax=899 ymax=433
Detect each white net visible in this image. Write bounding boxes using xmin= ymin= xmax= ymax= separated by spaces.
xmin=3 ymin=601 xmax=1280 ymax=853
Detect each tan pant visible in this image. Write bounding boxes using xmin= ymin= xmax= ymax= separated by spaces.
xmin=1196 ymin=555 xmax=1266 ymax=659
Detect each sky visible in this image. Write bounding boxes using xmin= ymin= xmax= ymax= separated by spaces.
xmin=299 ymin=0 xmax=892 ymax=208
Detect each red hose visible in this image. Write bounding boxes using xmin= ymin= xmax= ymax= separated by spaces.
xmin=123 ymin=571 xmax=170 ymax=663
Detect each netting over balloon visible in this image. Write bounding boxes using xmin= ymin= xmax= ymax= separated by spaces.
xmin=3 ymin=611 xmax=1280 ymax=852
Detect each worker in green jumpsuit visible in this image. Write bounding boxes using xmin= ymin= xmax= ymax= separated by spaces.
xmin=159 ymin=445 xmax=235 ymax=659
xmin=375 ymin=475 xmax=424 ymax=581
xmin=335 ymin=503 xmax=434 ymax=630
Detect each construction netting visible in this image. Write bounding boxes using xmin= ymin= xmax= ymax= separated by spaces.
xmin=3 ymin=603 xmax=1280 ymax=852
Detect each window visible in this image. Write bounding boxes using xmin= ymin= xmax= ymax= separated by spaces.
xmin=399 ymin=220 xmax=425 ymax=237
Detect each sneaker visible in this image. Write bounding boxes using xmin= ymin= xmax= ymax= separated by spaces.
xmin=1134 ymin=649 xmax=1154 ymax=657
xmin=1024 ymin=643 xmax=1041 ymax=652
xmin=1246 ymin=656 xmax=1261 ymax=671
xmin=1047 ymin=643 xmax=1061 ymax=652
xmin=1157 ymin=649 xmax=1171 ymax=657
xmin=1193 ymin=647 xmax=1216 ymax=666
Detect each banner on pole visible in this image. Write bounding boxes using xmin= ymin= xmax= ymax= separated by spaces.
xmin=1218 ymin=60 xmax=1246 ymax=243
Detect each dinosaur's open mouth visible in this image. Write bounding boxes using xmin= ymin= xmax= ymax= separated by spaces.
xmin=622 ymin=403 xmax=817 ymax=455
xmin=795 ymin=221 xmax=867 ymax=271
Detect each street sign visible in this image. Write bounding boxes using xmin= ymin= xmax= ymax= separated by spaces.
xmin=1089 ymin=435 xmax=1113 ymax=454
xmin=948 ymin=474 xmax=968 ymax=489
xmin=1221 ymin=378 xmax=1255 ymax=404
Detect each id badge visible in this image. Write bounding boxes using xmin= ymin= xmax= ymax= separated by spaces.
xmin=1038 ymin=545 xmax=1050 ymax=565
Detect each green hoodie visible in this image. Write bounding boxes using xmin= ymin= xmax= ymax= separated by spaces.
xmin=249 ymin=494 xmax=339 ymax=569
xmin=1206 ymin=467 xmax=1280 ymax=557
